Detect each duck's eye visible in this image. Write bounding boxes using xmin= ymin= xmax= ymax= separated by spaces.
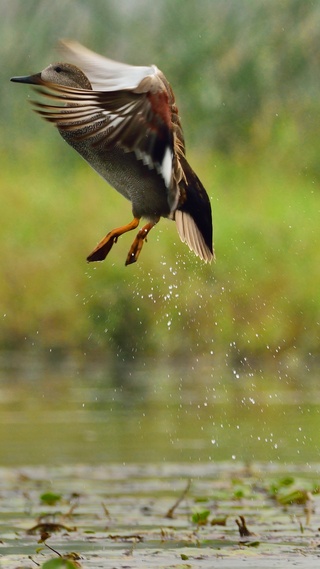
xmin=55 ymin=66 xmax=62 ymax=73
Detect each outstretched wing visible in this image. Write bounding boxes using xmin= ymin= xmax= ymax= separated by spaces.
xmin=34 ymin=81 xmax=173 ymax=191
xmin=32 ymin=56 xmax=184 ymax=209
xmin=58 ymin=39 xmax=158 ymax=91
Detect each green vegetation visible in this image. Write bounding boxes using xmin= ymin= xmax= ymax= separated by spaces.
xmin=40 ymin=559 xmax=79 ymax=569
xmin=40 ymin=492 xmax=62 ymax=506
xmin=2 ymin=146 xmax=319 ymax=363
xmin=2 ymin=0 xmax=320 ymax=364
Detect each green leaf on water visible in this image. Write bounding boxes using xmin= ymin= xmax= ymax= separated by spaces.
xmin=41 ymin=558 xmax=79 ymax=569
xmin=40 ymin=492 xmax=62 ymax=506
xmin=278 ymin=476 xmax=295 ymax=486
xmin=269 ymin=476 xmax=296 ymax=497
xmin=192 ymin=509 xmax=210 ymax=525
xmin=233 ymin=488 xmax=246 ymax=500
xmin=277 ymin=489 xmax=311 ymax=505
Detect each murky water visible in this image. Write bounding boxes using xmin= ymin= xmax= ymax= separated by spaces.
xmin=1 ymin=354 xmax=319 ymax=466
xmin=1 ymin=355 xmax=320 ymax=568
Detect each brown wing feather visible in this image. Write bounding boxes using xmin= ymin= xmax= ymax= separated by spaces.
xmin=32 ymin=82 xmax=176 ymax=191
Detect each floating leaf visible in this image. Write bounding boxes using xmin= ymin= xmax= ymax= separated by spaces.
xmin=269 ymin=476 xmax=295 ymax=497
xmin=278 ymin=476 xmax=295 ymax=487
xmin=40 ymin=492 xmax=62 ymax=506
xmin=27 ymin=522 xmax=75 ymax=536
xmin=192 ymin=509 xmax=210 ymax=525
xmin=233 ymin=488 xmax=246 ymax=500
xmin=277 ymin=489 xmax=311 ymax=505
xmin=41 ymin=558 xmax=80 ymax=569
xmin=211 ymin=516 xmax=228 ymax=526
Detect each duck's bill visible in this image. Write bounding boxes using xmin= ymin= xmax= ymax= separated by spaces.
xmin=10 ymin=72 xmax=43 ymax=85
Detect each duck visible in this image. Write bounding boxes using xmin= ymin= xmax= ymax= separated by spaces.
xmin=11 ymin=40 xmax=214 ymax=266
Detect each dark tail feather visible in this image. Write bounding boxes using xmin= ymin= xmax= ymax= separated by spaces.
xmin=176 ymin=157 xmax=214 ymax=261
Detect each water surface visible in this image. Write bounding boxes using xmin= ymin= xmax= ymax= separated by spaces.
xmin=1 ymin=354 xmax=319 ymax=466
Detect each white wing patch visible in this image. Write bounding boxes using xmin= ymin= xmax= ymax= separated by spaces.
xmin=161 ymin=146 xmax=173 ymax=189
xmin=175 ymin=210 xmax=214 ymax=263
xmin=59 ymin=40 xmax=158 ymax=91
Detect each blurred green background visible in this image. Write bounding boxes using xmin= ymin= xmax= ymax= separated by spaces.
xmin=2 ymin=0 xmax=320 ymax=375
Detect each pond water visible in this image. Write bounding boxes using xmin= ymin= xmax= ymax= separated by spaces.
xmin=1 ymin=353 xmax=319 ymax=466
xmin=1 ymin=354 xmax=320 ymax=568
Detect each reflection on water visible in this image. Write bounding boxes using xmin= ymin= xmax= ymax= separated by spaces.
xmin=0 ymin=352 xmax=319 ymax=466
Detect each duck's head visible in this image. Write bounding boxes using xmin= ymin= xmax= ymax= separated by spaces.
xmin=11 ymin=62 xmax=92 ymax=90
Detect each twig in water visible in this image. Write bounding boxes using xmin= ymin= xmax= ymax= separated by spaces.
xmin=165 ymin=480 xmax=191 ymax=519
xmin=236 ymin=515 xmax=254 ymax=537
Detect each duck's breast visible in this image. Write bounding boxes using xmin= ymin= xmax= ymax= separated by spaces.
xmin=59 ymin=128 xmax=171 ymax=220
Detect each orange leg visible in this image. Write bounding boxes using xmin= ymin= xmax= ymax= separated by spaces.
xmin=125 ymin=220 xmax=159 ymax=266
xmin=87 ymin=217 xmax=140 ymax=262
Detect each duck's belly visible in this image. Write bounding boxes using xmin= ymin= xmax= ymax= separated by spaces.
xmin=60 ymin=130 xmax=171 ymax=220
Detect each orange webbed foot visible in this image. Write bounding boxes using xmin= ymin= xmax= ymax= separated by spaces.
xmin=87 ymin=233 xmax=118 ymax=262
xmin=125 ymin=221 xmax=158 ymax=266
xmin=87 ymin=218 xmax=140 ymax=263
